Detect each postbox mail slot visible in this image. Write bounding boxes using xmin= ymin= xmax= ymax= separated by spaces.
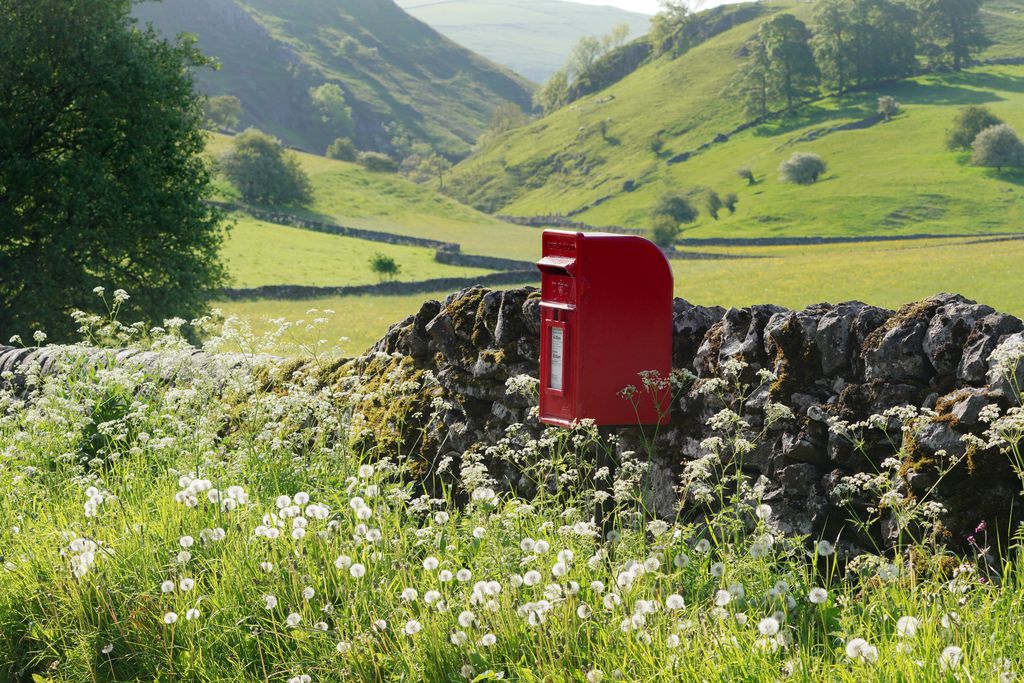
xmin=537 ymin=255 xmax=576 ymax=275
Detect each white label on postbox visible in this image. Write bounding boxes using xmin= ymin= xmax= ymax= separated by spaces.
xmin=550 ymin=327 xmax=564 ymax=391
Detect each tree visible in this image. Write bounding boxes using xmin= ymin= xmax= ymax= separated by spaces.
xmin=724 ymin=193 xmax=739 ymax=214
xmin=813 ymin=0 xmax=917 ymax=93
xmin=206 ymin=95 xmax=242 ymax=130
xmin=971 ymin=124 xmax=1024 ymax=172
xmin=369 ymin=253 xmax=401 ymax=282
xmin=735 ymin=38 xmax=772 ymax=118
xmin=219 ymin=128 xmax=312 ymax=205
xmin=603 ymin=23 xmax=631 ymax=52
xmin=534 ymin=69 xmax=570 ymax=114
xmin=309 ymin=83 xmax=354 ymax=136
xmin=947 ymin=106 xmax=1004 ymax=151
xmin=877 ymin=96 xmax=900 ymax=121
xmin=737 ymin=167 xmax=757 ymax=185
xmin=567 ymin=36 xmax=604 ymax=82
xmin=915 ymin=0 xmax=986 ymax=71
xmin=649 ymin=193 xmax=699 ymax=247
xmin=326 ymin=137 xmax=357 ymax=161
xmin=704 ymin=190 xmax=723 ymax=220
xmin=357 ymin=151 xmax=399 ymax=173
xmin=0 ymin=0 xmax=227 ymax=341
xmin=654 ymin=194 xmax=700 ymax=225
xmin=400 ymin=143 xmax=452 ymax=187
xmin=650 ymin=0 xmax=695 ymax=56
xmin=780 ymin=152 xmax=828 ymax=184
xmin=760 ymin=14 xmax=818 ymax=112
xmin=488 ymin=103 xmax=529 ymax=136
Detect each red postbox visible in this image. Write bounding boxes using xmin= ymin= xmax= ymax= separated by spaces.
xmin=536 ymin=230 xmax=674 ymax=428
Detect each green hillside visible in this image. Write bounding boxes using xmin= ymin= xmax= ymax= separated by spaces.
xmin=446 ymin=0 xmax=1024 ymax=237
xmin=133 ymin=0 xmax=533 ymax=157
xmin=394 ymin=0 xmax=651 ymax=82
xmin=206 ymin=133 xmax=541 ymax=261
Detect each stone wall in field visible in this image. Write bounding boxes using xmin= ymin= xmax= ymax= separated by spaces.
xmin=364 ymin=287 xmax=1024 ymax=554
xmin=3 ymin=287 xmax=1023 ymax=555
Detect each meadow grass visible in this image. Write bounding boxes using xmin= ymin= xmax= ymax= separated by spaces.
xmin=2 ymin=316 xmax=1024 ymax=681
xmin=206 ymin=134 xmax=541 ymax=263
xmin=221 ymin=214 xmax=493 ymax=289
xmin=216 ymin=236 xmax=1024 ymax=354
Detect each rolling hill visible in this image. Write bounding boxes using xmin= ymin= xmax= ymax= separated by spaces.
xmin=445 ymin=0 xmax=1024 ymax=238
xmin=133 ymin=0 xmax=533 ymax=157
xmin=394 ymin=0 xmax=652 ymax=82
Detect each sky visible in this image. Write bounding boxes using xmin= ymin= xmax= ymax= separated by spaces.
xmin=562 ymin=0 xmax=738 ymax=15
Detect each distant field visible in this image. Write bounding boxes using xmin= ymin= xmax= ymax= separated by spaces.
xmin=221 ymin=214 xmax=492 ymax=288
xmin=216 ymin=236 xmax=1024 ymax=354
xmin=207 ymin=133 xmax=542 ymax=262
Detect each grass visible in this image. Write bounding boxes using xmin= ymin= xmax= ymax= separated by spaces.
xmin=207 ymin=133 xmax=542 ymax=263
xmin=216 ymin=236 xmax=1024 ymax=354
xmin=447 ymin=0 xmax=1024 ymax=239
xmin=3 ymin=321 xmax=1024 ymax=681
xmin=214 ymin=291 xmax=460 ymax=356
xmin=221 ymin=214 xmax=493 ymax=289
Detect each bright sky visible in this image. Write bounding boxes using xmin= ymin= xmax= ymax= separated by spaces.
xmin=562 ymin=0 xmax=738 ymax=15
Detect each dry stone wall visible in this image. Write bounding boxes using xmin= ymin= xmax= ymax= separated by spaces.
xmin=3 ymin=288 xmax=1023 ymax=554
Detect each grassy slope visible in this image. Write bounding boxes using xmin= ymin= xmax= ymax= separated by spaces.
xmin=448 ymin=0 xmax=1024 ymax=237
xmin=394 ymin=0 xmax=651 ymax=83
xmin=222 ymin=215 xmax=492 ymax=289
xmin=207 ymin=133 xmax=543 ymax=262
xmin=134 ymin=0 xmax=533 ymax=157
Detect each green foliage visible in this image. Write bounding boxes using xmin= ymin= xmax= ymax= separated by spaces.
xmin=705 ymin=189 xmax=724 ymax=220
xmin=737 ymin=167 xmax=757 ymax=185
xmin=649 ymin=0 xmax=694 ymax=56
xmin=0 ymin=0 xmax=226 ymax=342
xmin=878 ymin=96 xmax=901 ymax=121
xmin=724 ymin=192 xmax=739 ymax=213
xmin=779 ymin=151 xmax=828 ymax=184
xmin=368 ymin=253 xmax=402 ymax=282
xmin=219 ymin=128 xmax=312 ymax=205
xmin=534 ymin=68 xmax=571 ymax=114
xmin=971 ymin=123 xmax=1024 ymax=170
xmin=812 ymin=0 xmax=917 ymax=94
xmin=915 ymin=0 xmax=987 ymax=70
xmin=947 ymin=105 xmax=1004 ymax=150
xmin=358 ymin=152 xmax=400 ymax=173
xmin=654 ymin=193 xmax=700 ymax=225
xmin=400 ymin=144 xmax=452 ymax=187
xmin=648 ymin=214 xmax=683 ymax=248
xmin=326 ymin=137 xmax=358 ymax=162
xmin=309 ymin=83 xmax=354 ymax=137
xmin=206 ymin=94 xmax=242 ymax=130
xmin=488 ymin=103 xmax=529 ymax=136
xmin=760 ymin=14 xmax=819 ymax=112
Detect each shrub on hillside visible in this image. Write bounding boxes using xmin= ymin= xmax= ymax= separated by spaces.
xmin=206 ymin=94 xmax=242 ymax=130
xmin=648 ymin=214 xmax=683 ymax=249
xmin=779 ymin=152 xmax=827 ymax=185
xmin=877 ymin=96 xmax=900 ymax=122
xmin=705 ymin=190 xmax=723 ymax=220
xmin=724 ymin=193 xmax=739 ymax=214
xmin=358 ymin=151 xmax=399 ymax=173
xmin=219 ymin=128 xmax=311 ymax=205
xmin=369 ymin=253 xmax=401 ymax=282
xmin=326 ymin=137 xmax=357 ymax=162
xmin=737 ymin=167 xmax=756 ymax=185
xmin=972 ymin=124 xmax=1024 ymax=172
xmin=653 ymin=193 xmax=699 ymax=225
xmin=947 ymin=105 xmax=1004 ymax=151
